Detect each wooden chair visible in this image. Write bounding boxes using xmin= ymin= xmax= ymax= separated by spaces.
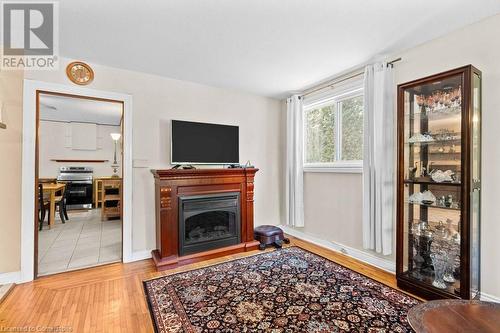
xmin=39 ymin=184 xmax=69 ymax=229
xmin=54 ymin=185 xmax=69 ymax=223
xmin=38 ymin=184 xmax=50 ymax=230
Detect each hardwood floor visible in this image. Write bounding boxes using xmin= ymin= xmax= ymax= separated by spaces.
xmin=0 ymin=236 xmax=418 ymax=332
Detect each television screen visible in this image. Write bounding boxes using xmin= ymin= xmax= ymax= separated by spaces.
xmin=171 ymin=120 xmax=239 ymax=164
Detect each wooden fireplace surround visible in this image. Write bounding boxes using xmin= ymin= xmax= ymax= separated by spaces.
xmin=150 ymin=168 xmax=260 ymax=270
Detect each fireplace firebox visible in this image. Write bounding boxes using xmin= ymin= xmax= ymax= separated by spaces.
xmin=179 ymin=192 xmax=241 ymax=256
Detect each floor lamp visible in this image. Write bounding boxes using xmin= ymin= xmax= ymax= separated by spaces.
xmin=110 ymin=133 xmax=121 ymax=177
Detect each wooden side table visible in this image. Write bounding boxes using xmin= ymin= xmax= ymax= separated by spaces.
xmin=101 ymin=179 xmax=122 ymax=220
xmin=94 ymin=177 xmax=120 ymax=208
xmin=408 ymin=300 xmax=500 ymax=333
xmin=94 ymin=179 xmax=103 ymax=208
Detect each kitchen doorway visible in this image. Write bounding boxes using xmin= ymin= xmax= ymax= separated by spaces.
xmin=35 ymin=92 xmax=125 ymax=277
xmin=21 ymin=80 xmax=132 ymax=282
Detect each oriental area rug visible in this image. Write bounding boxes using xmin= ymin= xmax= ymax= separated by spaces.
xmin=143 ymin=247 xmax=419 ymax=332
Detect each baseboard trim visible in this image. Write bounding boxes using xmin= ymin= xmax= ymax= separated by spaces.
xmin=279 ymin=226 xmax=396 ymax=273
xmin=0 ymin=283 xmax=15 ymax=304
xmin=0 ymin=271 xmax=21 ymax=284
xmin=481 ymin=292 xmax=500 ymax=303
xmin=130 ymin=250 xmax=153 ymax=262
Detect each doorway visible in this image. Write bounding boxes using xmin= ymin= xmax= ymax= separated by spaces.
xmin=36 ymin=92 xmax=124 ymax=276
xmin=21 ymin=80 xmax=133 ymax=282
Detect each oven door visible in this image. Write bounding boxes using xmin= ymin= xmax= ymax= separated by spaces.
xmin=64 ymin=181 xmax=93 ymax=209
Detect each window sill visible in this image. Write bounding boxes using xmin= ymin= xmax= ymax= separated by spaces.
xmin=303 ymin=166 xmax=363 ymax=174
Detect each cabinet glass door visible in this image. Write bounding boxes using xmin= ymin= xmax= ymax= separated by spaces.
xmin=401 ymin=73 xmax=463 ymax=296
xmin=470 ymin=72 xmax=481 ymax=298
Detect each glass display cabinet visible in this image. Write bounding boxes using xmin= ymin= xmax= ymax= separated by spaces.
xmin=396 ymin=65 xmax=481 ymax=300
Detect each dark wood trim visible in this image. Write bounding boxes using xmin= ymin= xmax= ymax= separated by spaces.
xmin=50 ymin=159 xmax=109 ymax=163
xmin=151 ymin=168 xmax=258 ymax=179
xmin=461 ymin=66 xmax=471 ymax=299
xmin=396 ymin=65 xmax=482 ymax=300
xmin=34 ymin=92 xmax=40 ymax=278
xmin=40 ymin=119 xmax=121 ymax=127
xmin=151 ymin=241 xmax=261 ymax=269
xmin=36 ymin=90 xmax=124 ymax=105
xmin=396 ymin=79 xmax=405 ymax=282
xmin=398 ymin=274 xmax=459 ymax=300
xmin=396 ymin=65 xmax=472 ymax=90
xmin=408 ymin=299 xmax=500 ymax=333
xmin=151 ymin=168 xmax=260 ymax=270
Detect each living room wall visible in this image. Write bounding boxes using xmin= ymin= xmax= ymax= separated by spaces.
xmin=0 ymin=60 xmax=284 ymax=277
xmin=291 ymin=13 xmax=500 ymax=300
xmin=393 ymin=13 xmax=500 ymax=300
xmin=28 ymin=60 xmax=285 ymax=253
xmin=0 ymin=67 xmax=23 ymax=275
xmin=301 ymin=172 xmax=366 ymax=254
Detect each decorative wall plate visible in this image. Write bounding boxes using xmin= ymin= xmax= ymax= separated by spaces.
xmin=66 ymin=61 xmax=94 ymax=85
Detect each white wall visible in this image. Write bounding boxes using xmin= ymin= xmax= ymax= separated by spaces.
xmin=39 ymin=120 xmax=122 ymax=178
xmin=301 ymin=173 xmax=365 ymax=249
xmin=0 ymin=66 xmax=23 ymax=274
xmin=291 ymin=173 xmax=394 ymax=262
xmin=24 ymin=59 xmax=284 ymax=256
xmin=290 ymin=14 xmax=500 ymax=299
xmin=393 ymin=13 xmax=500 ymax=300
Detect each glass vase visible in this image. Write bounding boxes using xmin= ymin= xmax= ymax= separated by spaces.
xmin=430 ymin=252 xmax=448 ymax=289
xmin=444 ymin=249 xmax=457 ymax=283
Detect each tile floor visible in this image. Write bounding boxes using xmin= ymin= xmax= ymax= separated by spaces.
xmin=38 ymin=208 xmax=122 ymax=276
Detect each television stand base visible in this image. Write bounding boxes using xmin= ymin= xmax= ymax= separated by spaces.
xmin=171 ymin=165 xmax=196 ymax=170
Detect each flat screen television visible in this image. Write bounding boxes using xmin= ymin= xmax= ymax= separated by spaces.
xmin=171 ymin=120 xmax=239 ymax=165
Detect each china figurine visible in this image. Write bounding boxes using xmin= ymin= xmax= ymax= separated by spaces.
xmin=430 ymin=169 xmax=454 ymax=183
xmin=408 ymin=163 xmax=418 ymax=180
xmin=408 ymin=192 xmax=423 ymax=204
xmin=438 ymin=195 xmax=446 ymax=207
xmin=421 ymin=190 xmax=436 ymax=205
xmin=445 ymin=195 xmax=453 ymax=207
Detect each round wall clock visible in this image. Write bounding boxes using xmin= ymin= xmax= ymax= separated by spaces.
xmin=66 ymin=61 xmax=94 ymax=85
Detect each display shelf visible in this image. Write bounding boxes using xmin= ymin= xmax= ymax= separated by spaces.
xmin=397 ymin=65 xmax=482 ymax=301
xmin=404 ymin=179 xmax=461 ymax=186
xmin=399 ymin=271 xmax=460 ymax=297
xmin=406 ymin=201 xmax=460 ymax=211
xmin=405 ymin=139 xmax=461 ymax=146
xmin=405 ymin=105 xmax=462 ymax=120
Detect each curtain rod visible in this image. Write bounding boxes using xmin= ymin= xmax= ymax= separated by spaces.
xmin=301 ymin=57 xmax=402 ymax=98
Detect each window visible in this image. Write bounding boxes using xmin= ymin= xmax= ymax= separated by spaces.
xmin=304 ymin=89 xmax=364 ymax=172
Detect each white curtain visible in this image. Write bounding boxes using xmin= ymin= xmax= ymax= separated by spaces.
xmin=362 ymin=63 xmax=395 ymax=255
xmin=286 ymin=95 xmax=305 ymax=227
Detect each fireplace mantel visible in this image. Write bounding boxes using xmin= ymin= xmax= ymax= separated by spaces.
xmin=150 ymin=168 xmax=260 ymax=270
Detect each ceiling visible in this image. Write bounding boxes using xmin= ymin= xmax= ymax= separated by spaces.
xmin=39 ymin=94 xmax=123 ymax=125
xmin=59 ymin=0 xmax=500 ymax=99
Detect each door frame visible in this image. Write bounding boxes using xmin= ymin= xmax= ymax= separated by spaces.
xmin=21 ymin=79 xmax=133 ymax=282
